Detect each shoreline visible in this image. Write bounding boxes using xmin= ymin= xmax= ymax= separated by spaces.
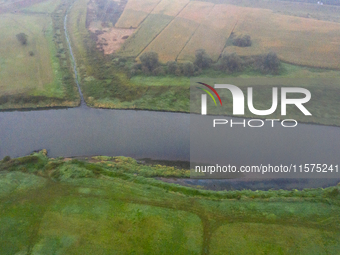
xmin=1 ymin=103 xmax=340 ymax=129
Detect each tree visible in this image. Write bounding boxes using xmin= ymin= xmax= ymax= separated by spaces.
xmin=194 ymin=49 xmax=212 ymax=69
xmin=166 ymin=61 xmax=177 ymax=75
xmin=139 ymin=51 xmax=159 ymax=73
xmin=217 ymin=53 xmax=243 ymax=72
xmin=152 ymin=66 xmax=165 ymax=76
xmin=263 ymin=52 xmax=280 ymax=73
xmin=255 ymin=52 xmax=280 ymax=74
xmin=182 ymin=61 xmax=195 ymax=77
xmin=16 ymin=33 xmax=28 ymax=45
xmin=232 ymin=35 xmax=252 ymax=47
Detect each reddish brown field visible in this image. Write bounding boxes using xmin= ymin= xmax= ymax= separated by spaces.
xmin=89 ymin=26 xmax=135 ymax=54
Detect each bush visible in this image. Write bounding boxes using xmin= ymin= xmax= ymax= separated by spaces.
xmin=16 ymin=33 xmax=28 ymax=45
xmin=29 ymin=51 xmax=34 ymax=56
xmin=128 ymin=63 xmax=142 ymax=77
xmin=216 ymin=53 xmax=243 ymax=72
xmin=141 ymin=65 xmax=151 ymax=75
xmin=152 ymin=66 xmax=166 ymax=76
xmin=166 ymin=61 xmax=177 ymax=75
xmin=255 ymin=52 xmax=280 ymax=74
xmin=175 ymin=66 xmax=182 ymax=76
xmin=232 ymin=35 xmax=252 ymax=47
xmin=194 ymin=49 xmax=212 ymax=69
xmin=139 ymin=51 xmax=159 ymax=73
xmin=182 ymin=61 xmax=195 ymax=77
xmin=2 ymin=156 xmax=11 ymax=162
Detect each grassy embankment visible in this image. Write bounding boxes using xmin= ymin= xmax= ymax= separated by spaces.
xmin=0 ymin=151 xmax=340 ymax=254
xmin=0 ymin=0 xmax=79 ymax=110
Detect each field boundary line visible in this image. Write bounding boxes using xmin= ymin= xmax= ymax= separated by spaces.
xmin=217 ymin=14 xmax=240 ymax=62
xmin=132 ymin=0 xmax=162 ymax=28
xmin=175 ymin=3 xmax=215 ymax=62
xmin=8 ymin=15 xmax=35 ymax=35
xmin=135 ymin=0 xmax=191 ymax=60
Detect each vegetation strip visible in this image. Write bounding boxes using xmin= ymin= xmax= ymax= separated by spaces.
xmin=1 ymin=151 xmax=340 ymax=254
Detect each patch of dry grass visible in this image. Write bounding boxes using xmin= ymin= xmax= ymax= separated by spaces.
xmin=138 ymin=1 xmax=214 ymax=62
xmin=177 ymin=4 xmax=240 ymax=62
xmin=117 ymin=13 xmax=173 ymax=57
xmin=223 ymin=7 xmax=340 ymax=69
xmin=115 ymin=0 xmax=161 ymax=28
xmin=151 ymin=0 xmax=189 ymax=16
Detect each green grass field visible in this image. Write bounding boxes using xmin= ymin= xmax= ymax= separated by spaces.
xmin=21 ymin=0 xmax=63 ymax=13
xmin=0 ymin=0 xmax=79 ymax=110
xmin=0 ymin=14 xmax=54 ymax=94
xmin=0 ymin=151 xmax=340 ymax=254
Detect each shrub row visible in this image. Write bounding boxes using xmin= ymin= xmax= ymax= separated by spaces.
xmin=124 ymin=49 xmax=281 ymax=78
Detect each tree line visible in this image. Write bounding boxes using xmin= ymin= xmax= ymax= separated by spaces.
xmin=125 ymin=49 xmax=281 ymax=77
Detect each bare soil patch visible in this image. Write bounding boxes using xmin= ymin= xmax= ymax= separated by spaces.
xmin=89 ymin=25 xmax=135 ymax=54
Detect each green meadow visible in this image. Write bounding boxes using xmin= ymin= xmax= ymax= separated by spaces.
xmin=0 ymin=0 xmax=79 ymax=110
xmin=0 ymin=151 xmax=340 ymax=254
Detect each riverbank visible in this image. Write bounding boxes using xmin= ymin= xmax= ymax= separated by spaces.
xmin=1 ymin=151 xmax=340 ymax=254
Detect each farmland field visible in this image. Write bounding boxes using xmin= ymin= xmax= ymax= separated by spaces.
xmin=117 ymin=14 xmax=173 ymax=57
xmin=21 ymin=0 xmax=63 ymax=13
xmin=118 ymin=0 xmax=190 ymax=57
xmin=115 ymin=0 xmax=340 ymax=69
xmin=0 ymin=14 xmax=53 ymax=94
xmin=223 ymin=8 xmax=340 ymax=69
xmin=177 ymin=4 xmax=240 ymax=62
xmin=114 ymin=9 xmax=149 ymax=28
xmin=152 ymin=0 xmax=189 ymax=16
xmin=0 ymin=0 xmax=80 ymax=110
xmin=115 ymin=0 xmax=161 ymax=28
xmin=138 ymin=1 xmax=214 ymax=62
xmin=200 ymin=0 xmax=340 ymax=23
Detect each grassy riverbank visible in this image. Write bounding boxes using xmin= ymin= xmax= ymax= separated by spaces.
xmin=1 ymin=151 xmax=340 ymax=254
